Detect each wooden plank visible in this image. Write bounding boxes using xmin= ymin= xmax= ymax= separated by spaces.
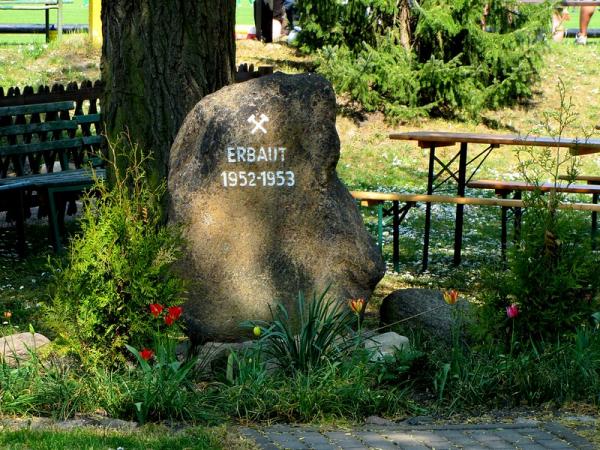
xmin=83 ymin=135 xmax=104 ymax=146
xmin=0 ymin=167 xmax=105 ymax=186
xmin=559 ymin=175 xmax=600 ymax=183
xmin=0 ymin=101 xmax=74 ymax=116
xmin=466 ymin=179 xmax=600 ymax=194
xmin=0 ymin=119 xmax=76 ymax=137
xmin=0 ymin=137 xmax=82 ymax=156
xmin=74 ymin=113 xmax=101 ymax=125
xmin=390 ymin=131 xmax=600 ymax=153
xmin=350 ymin=191 xmax=600 ymax=212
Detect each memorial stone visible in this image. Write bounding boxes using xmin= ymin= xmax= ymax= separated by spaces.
xmin=169 ymin=72 xmax=385 ymax=342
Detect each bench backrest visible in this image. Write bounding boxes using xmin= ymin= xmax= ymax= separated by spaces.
xmin=0 ymin=100 xmax=104 ymax=178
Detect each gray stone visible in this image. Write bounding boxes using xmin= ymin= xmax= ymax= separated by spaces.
xmin=364 ymin=415 xmax=396 ymax=426
xmin=379 ymin=289 xmax=472 ymax=343
xmin=169 ymin=72 xmax=385 ymax=342
xmin=0 ymin=332 xmax=50 ymax=366
xmin=364 ymin=331 xmax=409 ymax=361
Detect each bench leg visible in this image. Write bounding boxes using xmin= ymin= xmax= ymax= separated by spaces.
xmin=513 ymin=191 xmax=522 ymax=242
xmin=392 ymin=200 xmax=399 ymax=273
xmin=593 ymin=193 xmax=598 ymax=248
xmin=15 ymin=189 xmax=26 ymax=258
xmin=47 ymin=187 xmax=64 ymax=253
xmin=453 ymin=142 xmax=468 ymax=267
xmin=422 ymin=146 xmax=436 ymax=272
xmin=501 ymin=194 xmax=508 ymax=261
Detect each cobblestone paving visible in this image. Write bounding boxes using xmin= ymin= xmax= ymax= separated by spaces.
xmin=239 ymin=421 xmax=595 ymax=450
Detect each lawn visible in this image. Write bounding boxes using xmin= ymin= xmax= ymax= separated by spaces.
xmin=0 ymin=0 xmax=256 ymax=43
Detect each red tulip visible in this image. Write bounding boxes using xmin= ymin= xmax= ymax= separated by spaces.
xmin=167 ymin=306 xmax=183 ymax=321
xmin=149 ymin=303 xmax=163 ymax=318
xmin=164 ymin=314 xmax=175 ymax=326
xmin=140 ymin=348 xmax=154 ymax=361
xmin=506 ymin=303 xmax=519 ymax=319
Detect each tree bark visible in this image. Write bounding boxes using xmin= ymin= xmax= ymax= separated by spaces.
xmin=101 ymin=0 xmax=236 ymax=182
xmin=398 ymin=0 xmax=411 ymax=51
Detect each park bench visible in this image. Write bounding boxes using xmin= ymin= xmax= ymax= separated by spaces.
xmin=467 ymin=178 xmax=600 ymax=242
xmin=0 ymin=0 xmax=71 ymax=42
xmin=352 ymin=190 xmax=600 ymax=272
xmin=0 ymin=99 xmax=105 ymax=255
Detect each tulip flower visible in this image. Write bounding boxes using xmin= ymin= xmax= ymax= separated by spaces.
xmin=164 ymin=314 xmax=175 ymax=326
xmin=167 ymin=306 xmax=183 ymax=321
xmin=140 ymin=348 xmax=154 ymax=361
xmin=348 ymin=298 xmax=365 ymax=315
xmin=149 ymin=303 xmax=163 ymax=318
xmin=3 ymin=311 xmax=12 ymax=319
xmin=506 ymin=303 xmax=519 ymax=319
xmin=253 ymin=326 xmax=262 ymax=337
xmin=443 ymin=289 xmax=459 ymax=305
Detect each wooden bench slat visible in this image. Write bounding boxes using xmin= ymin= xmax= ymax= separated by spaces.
xmin=0 ymin=119 xmax=77 ymax=137
xmin=466 ymin=179 xmax=600 ymax=194
xmin=74 ymin=114 xmax=101 ymax=125
xmin=0 ymin=168 xmax=105 ymax=187
xmin=0 ymin=137 xmax=82 ymax=156
xmin=351 ymin=191 xmax=600 ymax=212
xmin=0 ymin=101 xmax=75 ymax=117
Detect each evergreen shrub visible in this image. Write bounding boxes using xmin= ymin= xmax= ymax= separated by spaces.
xmin=47 ymin=142 xmax=186 ymax=367
xmin=297 ymin=0 xmax=550 ymax=120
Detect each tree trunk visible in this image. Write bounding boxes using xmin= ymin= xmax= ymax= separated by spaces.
xmin=101 ymin=1 xmax=236 ymax=182
xmin=398 ymin=0 xmax=411 ymax=51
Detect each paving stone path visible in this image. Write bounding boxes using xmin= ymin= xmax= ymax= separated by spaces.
xmin=239 ymin=421 xmax=595 ymax=450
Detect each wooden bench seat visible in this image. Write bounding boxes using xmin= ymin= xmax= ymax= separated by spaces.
xmin=0 ymin=99 xmax=104 ymax=255
xmin=351 ymin=190 xmax=600 ymax=271
xmin=466 ymin=179 xmax=600 ymax=195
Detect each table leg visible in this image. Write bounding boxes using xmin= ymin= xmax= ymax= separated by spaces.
xmin=453 ymin=142 xmax=467 ymax=266
xmin=500 ymin=192 xmax=507 ymax=261
xmin=422 ymin=146 xmax=436 ymax=272
xmin=377 ymin=202 xmax=383 ymax=253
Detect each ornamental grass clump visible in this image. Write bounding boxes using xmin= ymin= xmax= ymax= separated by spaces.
xmin=244 ymin=289 xmax=356 ymax=375
xmin=47 ymin=141 xmax=186 ymax=367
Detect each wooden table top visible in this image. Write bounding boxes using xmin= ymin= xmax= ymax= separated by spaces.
xmin=389 ymin=131 xmax=600 ymax=155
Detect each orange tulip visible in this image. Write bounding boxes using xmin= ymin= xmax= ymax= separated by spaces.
xmin=348 ymin=298 xmax=365 ymax=314
xmin=443 ymin=289 xmax=459 ymax=305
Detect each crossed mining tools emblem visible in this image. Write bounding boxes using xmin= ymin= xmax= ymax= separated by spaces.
xmin=247 ymin=113 xmax=269 ymax=134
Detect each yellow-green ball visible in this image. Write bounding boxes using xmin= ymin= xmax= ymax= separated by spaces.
xmin=253 ymin=326 xmax=262 ymax=337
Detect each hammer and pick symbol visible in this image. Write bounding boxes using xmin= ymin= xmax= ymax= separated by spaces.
xmin=247 ymin=113 xmax=269 ymax=134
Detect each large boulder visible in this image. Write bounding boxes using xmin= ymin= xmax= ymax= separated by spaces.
xmin=380 ymin=289 xmax=472 ymax=343
xmin=169 ymin=72 xmax=385 ymax=343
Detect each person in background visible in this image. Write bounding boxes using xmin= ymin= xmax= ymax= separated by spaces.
xmin=255 ymin=0 xmax=285 ymax=42
xmin=576 ymin=5 xmax=596 ymax=45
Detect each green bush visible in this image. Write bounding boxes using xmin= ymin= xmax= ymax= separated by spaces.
xmin=47 ymin=143 xmax=186 ymax=367
xmin=476 ymin=84 xmax=600 ymax=345
xmin=298 ymin=0 xmax=549 ymax=120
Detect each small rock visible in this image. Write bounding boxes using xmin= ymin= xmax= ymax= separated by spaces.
xmin=364 ymin=415 xmax=396 ymax=426
xmin=404 ymin=415 xmax=434 ymax=425
xmin=364 ymin=331 xmax=409 ymax=361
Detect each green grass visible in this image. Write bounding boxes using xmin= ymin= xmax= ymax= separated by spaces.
xmin=0 ymin=427 xmax=224 ymax=450
xmin=0 ymin=0 xmax=256 ymax=44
